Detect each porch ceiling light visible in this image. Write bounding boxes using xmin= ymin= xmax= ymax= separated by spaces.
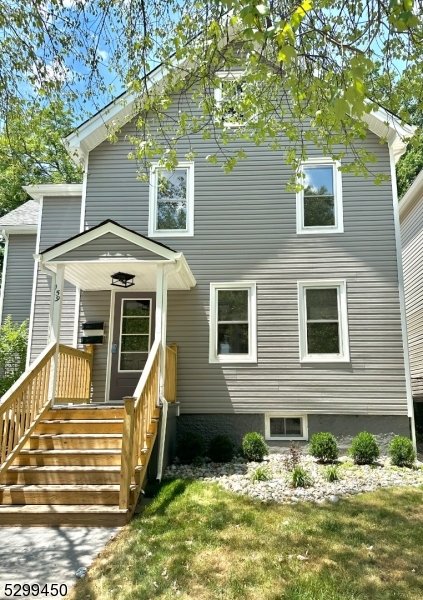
xmin=111 ymin=272 xmax=135 ymax=288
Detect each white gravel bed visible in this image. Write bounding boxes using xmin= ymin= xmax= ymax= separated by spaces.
xmin=164 ymin=454 xmax=423 ymax=504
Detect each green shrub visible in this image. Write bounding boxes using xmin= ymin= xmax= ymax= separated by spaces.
xmin=242 ymin=432 xmax=268 ymax=462
xmin=323 ymin=464 xmax=341 ymax=482
xmin=208 ymin=434 xmax=234 ymax=463
xmin=289 ymin=466 xmax=312 ymax=488
xmin=176 ymin=432 xmax=205 ymax=463
xmin=251 ymin=465 xmax=272 ymax=482
xmin=349 ymin=432 xmax=380 ymax=465
xmin=388 ymin=436 xmax=416 ymax=467
xmin=309 ymin=432 xmax=339 ymax=463
xmin=0 ymin=316 xmax=28 ymax=397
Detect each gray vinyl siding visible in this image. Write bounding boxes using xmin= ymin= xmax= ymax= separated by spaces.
xmin=2 ymin=234 xmax=36 ymax=325
xmin=401 ymin=198 xmax=423 ymax=397
xmin=29 ymin=197 xmax=81 ymax=362
xmin=83 ymin=107 xmax=408 ymax=415
xmin=56 ymin=233 xmax=163 ymax=261
xmin=78 ymin=291 xmax=111 ymax=402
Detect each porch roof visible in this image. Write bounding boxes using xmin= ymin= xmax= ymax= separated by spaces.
xmin=36 ymin=220 xmax=196 ymax=291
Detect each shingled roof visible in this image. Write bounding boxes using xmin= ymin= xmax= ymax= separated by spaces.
xmin=0 ymin=200 xmax=39 ymax=227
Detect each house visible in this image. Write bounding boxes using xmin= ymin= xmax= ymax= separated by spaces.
xmin=399 ymin=170 xmax=423 ymax=435
xmin=0 ymin=66 xmax=416 ymax=525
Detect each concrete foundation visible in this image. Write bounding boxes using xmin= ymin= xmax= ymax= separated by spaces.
xmin=176 ymin=413 xmax=411 ymax=454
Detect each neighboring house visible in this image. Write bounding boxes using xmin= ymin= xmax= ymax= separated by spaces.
xmin=400 ymin=170 xmax=423 ymax=405
xmin=0 ymin=83 xmax=416 ymax=453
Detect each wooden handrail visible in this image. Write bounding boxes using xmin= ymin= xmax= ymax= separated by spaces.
xmin=165 ymin=344 xmax=178 ymax=402
xmin=119 ymin=337 xmax=161 ymax=510
xmin=0 ymin=342 xmax=56 ymax=478
xmin=55 ymin=344 xmax=93 ymax=403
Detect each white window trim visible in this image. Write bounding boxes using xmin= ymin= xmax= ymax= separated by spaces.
xmin=265 ymin=413 xmax=308 ymax=441
xmin=214 ymin=71 xmax=245 ymax=128
xmin=209 ymin=281 xmax=257 ymax=364
xmin=298 ymin=280 xmax=350 ymax=363
xmin=296 ymin=157 xmax=344 ymax=235
xmin=148 ymin=162 xmax=194 ymax=237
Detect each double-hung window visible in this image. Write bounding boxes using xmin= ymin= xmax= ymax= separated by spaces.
xmin=209 ymin=282 xmax=257 ymax=363
xmin=214 ymin=71 xmax=245 ymax=127
xmin=296 ymin=158 xmax=343 ymax=234
xmin=298 ymin=280 xmax=349 ymax=362
xmin=148 ymin=162 xmax=194 ymax=236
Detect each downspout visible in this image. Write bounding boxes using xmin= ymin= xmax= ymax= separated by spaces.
xmin=389 ymin=144 xmax=417 ymax=452
xmin=156 ymin=259 xmax=183 ymax=481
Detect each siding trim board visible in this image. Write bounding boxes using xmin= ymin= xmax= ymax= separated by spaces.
xmin=0 ymin=231 xmax=9 ymax=324
xmin=389 ymin=144 xmax=416 ymax=448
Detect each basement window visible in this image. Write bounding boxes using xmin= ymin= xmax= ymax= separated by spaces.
xmin=265 ymin=414 xmax=308 ymax=441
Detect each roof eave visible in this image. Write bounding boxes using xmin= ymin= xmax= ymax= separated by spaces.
xmin=399 ymin=168 xmax=423 ymax=221
xmin=24 ymin=184 xmax=83 ymax=202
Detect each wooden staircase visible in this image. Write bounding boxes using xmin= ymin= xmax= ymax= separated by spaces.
xmin=0 ymin=405 xmax=159 ymax=526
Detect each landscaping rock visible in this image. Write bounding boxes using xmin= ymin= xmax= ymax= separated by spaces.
xmin=164 ymin=453 xmax=423 ymax=505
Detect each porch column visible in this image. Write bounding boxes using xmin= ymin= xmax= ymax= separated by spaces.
xmin=155 ymin=265 xmax=168 ymax=399
xmin=48 ymin=264 xmax=65 ymax=405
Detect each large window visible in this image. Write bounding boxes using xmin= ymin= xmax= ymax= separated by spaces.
xmin=148 ymin=162 xmax=194 ymax=236
xmin=209 ymin=282 xmax=257 ymax=363
xmin=296 ymin=158 xmax=343 ymax=234
xmin=298 ymin=280 xmax=349 ymax=362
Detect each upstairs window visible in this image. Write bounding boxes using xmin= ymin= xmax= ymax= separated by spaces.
xmin=149 ymin=163 xmax=194 ymax=237
xmin=209 ymin=282 xmax=257 ymax=363
xmin=214 ymin=71 xmax=245 ymax=127
xmin=298 ymin=280 xmax=350 ymax=362
xmin=296 ymin=159 xmax=343 ymax=234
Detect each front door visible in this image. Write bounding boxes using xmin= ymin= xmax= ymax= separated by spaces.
xmin=109 ymin=292 xmax=156 ymax=401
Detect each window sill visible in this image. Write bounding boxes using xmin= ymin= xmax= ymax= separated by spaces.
xmin=149 ymin=231 xmax=194 ymax=238
xmin=297 ymin=227 xmax=344 ymax=235
xmin=300 ymin=355 xmax=350 ymax=364
xmin=209 ymin=355 xmax=257 ymax=364
xmin=266 ymin=436 xmax=307 ymax=442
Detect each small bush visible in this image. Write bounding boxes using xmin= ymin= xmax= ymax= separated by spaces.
xmin=283 ymin=442 xmax=303 ymax=471
xmin=289 ymin=466 xmax=312 ymax=488
xmin=0 ymin=316 xmax=28 ymax=397
xmin=242 ymin=432 xmax=268 ymax=462
xmin=323 ymin=464 xmax=341 ymax=482
xmin=208 ymin=434 xmax=234 ymax=463
xmin=176 ymin=432 xmax=205 ymax=463
xmin=349 ymin=432 xmax=380 ymax=465
xmin=309 ymin=432 xmax=339 ymax=463
xmin=388 ymin=436 xmax=416 ymax=467
xmin=251 ymin=465 xmax=272 ymax=482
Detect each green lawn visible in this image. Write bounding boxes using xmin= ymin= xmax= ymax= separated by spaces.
xmin=69 ymin=480 xmax=423 ymax=600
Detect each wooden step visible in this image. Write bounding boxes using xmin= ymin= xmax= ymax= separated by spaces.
xmin=3 ymin=466 xmax=125 ymax=485
xmin=25 ymin=434 xmax=123 ymax=450
xmin=35 ymin=419 xmax=124 ymax=434
xmin=0 ymin=504 xmax=129 ymax=527
xmin=15 ymin=449 xmax=122 ymax=467
xmin=0 ymin=484 xmax=135 ymax=506
xmin=46 ymin=408 xmax=124 ymax=420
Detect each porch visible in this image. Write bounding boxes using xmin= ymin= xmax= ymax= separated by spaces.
xmin=0 ymin=221 xmax=196 ymax=525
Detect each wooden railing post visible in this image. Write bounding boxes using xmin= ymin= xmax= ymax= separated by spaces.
xmin=119 ymin=396 xmax=135 ymax=510
xmin=86 ymin=345 xmax=94 ymax=403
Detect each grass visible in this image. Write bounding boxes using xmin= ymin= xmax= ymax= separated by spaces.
xmin=68 ymin=481 xmax=423 ymax=600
